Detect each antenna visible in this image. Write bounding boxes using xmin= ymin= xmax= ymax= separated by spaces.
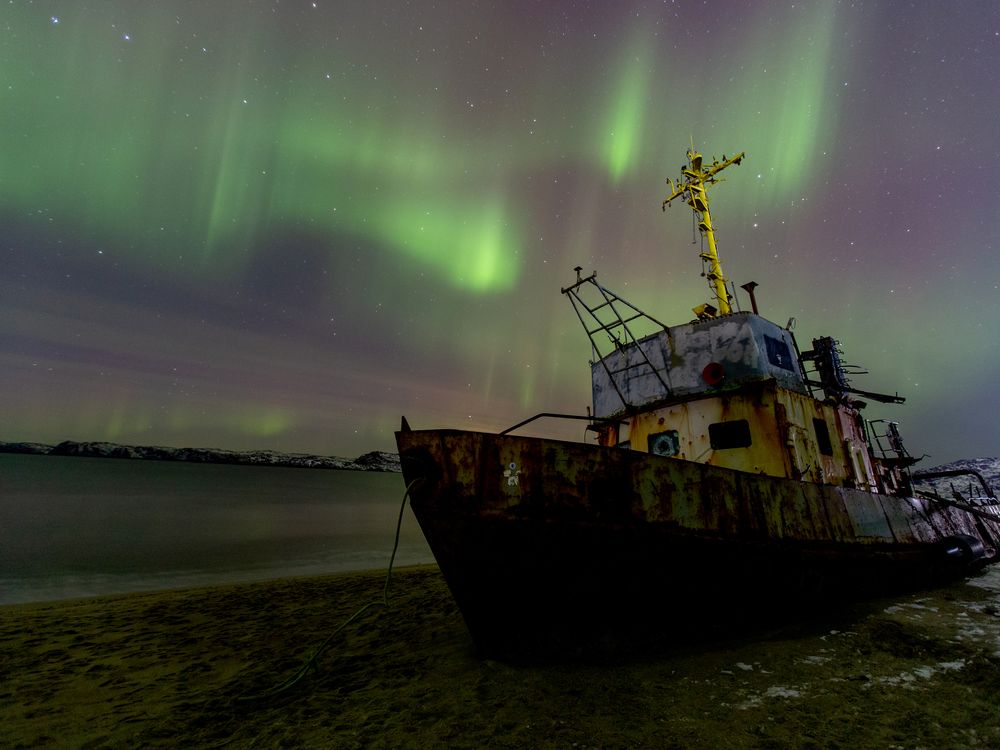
xmin=662 ymin=147 xmax=745 ymax=316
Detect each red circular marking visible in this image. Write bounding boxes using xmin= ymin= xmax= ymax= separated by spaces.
xmin=702 ymin=362 xmax=725 ymax=385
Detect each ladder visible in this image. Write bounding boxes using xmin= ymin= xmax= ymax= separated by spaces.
xmin=561 ymin=268 xmax=671 ymax=410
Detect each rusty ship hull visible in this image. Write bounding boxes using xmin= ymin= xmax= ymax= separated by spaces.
xmin=397 ymin=428 xmax=995 ymax=657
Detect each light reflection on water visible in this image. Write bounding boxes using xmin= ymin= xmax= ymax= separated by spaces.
xmin=0 ymin=454 xmax=432 ymax=604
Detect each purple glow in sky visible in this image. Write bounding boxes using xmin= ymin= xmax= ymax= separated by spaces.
xmin=2 ymin=1 xmax=998 ymax=462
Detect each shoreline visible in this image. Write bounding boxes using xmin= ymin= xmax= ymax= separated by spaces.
xmin=0 ymin=563 xmax=437 ymax=610
xmin=5 ymin=567 xmax=1000 ymax=748
xmin=0 ymin=442 xmax=402 ymax=472
xmin=0 ymin=556 xmax=436 ymax=608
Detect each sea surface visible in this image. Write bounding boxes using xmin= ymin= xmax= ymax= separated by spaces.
xmin=0 ymin=454 xmax=433 ymax=604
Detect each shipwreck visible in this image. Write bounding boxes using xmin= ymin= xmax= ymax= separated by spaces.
xmin=396 ymin=147 xmax=999 ymax=657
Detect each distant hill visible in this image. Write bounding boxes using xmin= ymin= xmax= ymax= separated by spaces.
xmin=0 ymin=440 xmax=401 ymax=472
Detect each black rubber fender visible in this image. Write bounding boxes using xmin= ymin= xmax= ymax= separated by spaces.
xmin=941 ymin=533 xmax=987 ymax=564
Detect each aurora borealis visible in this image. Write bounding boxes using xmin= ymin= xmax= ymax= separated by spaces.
xmin=2 ymin=1 xmax=998 ymax=462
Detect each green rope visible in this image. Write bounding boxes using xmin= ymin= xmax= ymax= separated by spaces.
xmin=237 ymin=477 xmax=421 ymax=702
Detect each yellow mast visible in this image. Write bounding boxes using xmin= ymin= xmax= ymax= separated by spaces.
xmin=662 ymin=149 xmax=745 ymax=316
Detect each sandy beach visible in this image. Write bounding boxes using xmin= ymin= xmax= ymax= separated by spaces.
xmin=4 ymin=565 xmax=1000 ymax=748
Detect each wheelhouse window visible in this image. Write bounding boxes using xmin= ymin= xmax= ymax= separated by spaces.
xmin=709 ymin=419 xmax=752 ymax=449
xmin=764 ymin=335 xmax=795 ymax=372
xmin=648 ymin=430 xmax=680 ymax=457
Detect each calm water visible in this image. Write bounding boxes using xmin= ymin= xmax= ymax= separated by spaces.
xmin=0 ymin=454 xmax=432 ymax=604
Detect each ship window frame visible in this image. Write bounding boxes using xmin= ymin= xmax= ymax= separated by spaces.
xmin=813 ymin=417 xmax=834 ymax=456
xmin=708 ymin=419 xmax=752 ymax=449
xmin=648 ymin=430 xmax=680 ymax=457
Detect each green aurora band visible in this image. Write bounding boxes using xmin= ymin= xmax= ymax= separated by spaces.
xmin=1 ymin=1 xmax=997 ymax=460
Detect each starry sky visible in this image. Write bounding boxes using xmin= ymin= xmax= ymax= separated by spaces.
xmin=2 ymin=1 xmax=998 ymax=463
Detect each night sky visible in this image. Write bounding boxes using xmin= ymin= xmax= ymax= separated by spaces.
xmin=2 ymin=1 xmax=998 ymax=463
